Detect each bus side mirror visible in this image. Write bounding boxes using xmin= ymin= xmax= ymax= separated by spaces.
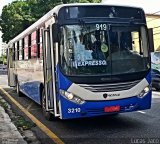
xmin=52 ymin=23 xmax=60 ymax=43
xmin=148 ymin=28 xmax=154 ymax=52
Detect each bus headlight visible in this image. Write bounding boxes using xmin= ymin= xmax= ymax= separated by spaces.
xmin=137 ymin=86 xmax=150 ymax=98
xmin=60 ymin=89 xmax=85 ymax=105
xmin=67 ymin=93 xmax=74 ymax=100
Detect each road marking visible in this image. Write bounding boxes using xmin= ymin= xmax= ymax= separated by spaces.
xmin=0 ymin=87 xmax=64 ymax=144
xmin=152 ymin=91 xmax=160 ymax=98
xmin=26 ymin=102 xmax=33 ymax=111
xmin=137 ymin=111 xmax=146 ymax=114
xmin=29 ymin=108 xmax=42 ymax=111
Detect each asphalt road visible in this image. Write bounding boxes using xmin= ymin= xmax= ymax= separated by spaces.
xmin=0 ymin=75 xmax=160 ymax=144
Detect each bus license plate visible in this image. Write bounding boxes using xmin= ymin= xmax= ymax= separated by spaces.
xmin=104 ymin=106 xmax=120 ymax=112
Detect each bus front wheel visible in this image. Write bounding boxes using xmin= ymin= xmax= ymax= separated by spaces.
xmin=42 ymin=90 xmax=54 ymax=121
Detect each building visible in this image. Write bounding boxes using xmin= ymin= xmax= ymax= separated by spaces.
xmin=1 ymin=42 xmax=7 ymax=55
xmin=146 ymin=14 xmax=160 ymax=51
xmin=0 ymin=31 xmax=2 ymax=56
xmin=0 ymin=31 xmax=7 ymax=56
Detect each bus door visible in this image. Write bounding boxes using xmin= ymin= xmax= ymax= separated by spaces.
xmin=42 ymin=26 xmax=59 ymax=116
xmin=7 ymin=47 xmax=16 ymax=87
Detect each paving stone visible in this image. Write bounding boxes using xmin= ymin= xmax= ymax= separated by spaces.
xmin=0 ymin=107 xmax=11 ymax=122
xmin=0 ymin=105 xmax=27 ymax=144
xmin=23 ymin=130 xmax=38 ymax=142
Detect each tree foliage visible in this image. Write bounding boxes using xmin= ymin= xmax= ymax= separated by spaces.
xmin=0 ymin=54 xmax=7 ymax=64
xmin=0 ymin=0 xmax=101 ymax=43
xmin=0 ymin=1 xmax=36 ymax=42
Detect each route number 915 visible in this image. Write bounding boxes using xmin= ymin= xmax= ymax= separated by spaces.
xmin=96 ymin=24 xmax=107 ymax=30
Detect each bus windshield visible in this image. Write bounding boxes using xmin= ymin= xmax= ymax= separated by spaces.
xmin=60 ymin=24 xmax=149 ymax=76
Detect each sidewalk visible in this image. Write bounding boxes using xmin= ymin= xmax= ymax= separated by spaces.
xmin=0 ymin=105 xmax=27 ymax=144
xmin=0 ymin=75 xmax=41 ymax=144
xmin=0 ymin=74 xmax=27 ymax=144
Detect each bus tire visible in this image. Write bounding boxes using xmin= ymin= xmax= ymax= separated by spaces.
xmin=42 ymin=90 xmax=54 ymax=121
xmin=16 ymin=77 xmax=23 ymax=97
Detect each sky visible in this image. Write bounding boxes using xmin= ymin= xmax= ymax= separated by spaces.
xmin=0 ymin=0 xmax=14 ymax=14
xmin=102 ymin=0 xmax=160 ymax=14
xmin=0 ymin=0 xmax=159 ymax=15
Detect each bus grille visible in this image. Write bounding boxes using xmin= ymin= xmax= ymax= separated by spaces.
xmin=78 ymin=80 xmax=141 ymax=92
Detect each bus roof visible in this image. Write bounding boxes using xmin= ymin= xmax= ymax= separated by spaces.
xmin=8 ymin=3 xmax=144 ymax=47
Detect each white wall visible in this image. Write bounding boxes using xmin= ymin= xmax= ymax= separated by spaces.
xmin=0 ymin=31 xmax=7 ymax=56
xmin=102 ymin=0 xmax=160 ymax=14
xmin=0 ymin=31 xmax=2 ymax=56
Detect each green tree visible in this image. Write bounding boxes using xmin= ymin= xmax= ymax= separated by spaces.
xmin=0 ymin=54 xmax=7 ymax=65
xmin=0 ymin=1 xmax=35 ymax=42
xmin=27 ymin=0 xmax=62 ymax=20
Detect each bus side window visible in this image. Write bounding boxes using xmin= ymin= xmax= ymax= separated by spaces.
xmin=13 ymin=43 xmax=15 ymax=61
xmin=24 ymin=36 xmax=28 ymax=60
xmin=22 ymin=38 xmax=25 ymax=60
xmin=39 ymin=27 xmax=43 ymax=58
xmin=37 ymin=29 xmax=40 ymax=58
xmin=17 ymin=41 xmax=19 ymax=60
xmin=19 ymin=40 xmax=22 ymax=60
xmin=15 ymin=42 xmax=17 ymax=60
xmin=31 ymin=31 xmax=37 ymax=58
xmin=28 ymin=34 xmax=31 ymax=59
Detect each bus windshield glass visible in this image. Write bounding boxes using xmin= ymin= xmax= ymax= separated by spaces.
xmin=59 ymin=24 xmax=149 ymax=76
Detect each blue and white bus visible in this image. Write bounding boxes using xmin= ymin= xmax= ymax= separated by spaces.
xmin=7 ymin=3 xmax=152 ymax=120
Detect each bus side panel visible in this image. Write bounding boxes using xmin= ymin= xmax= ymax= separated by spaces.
xmin=57 ymin=65 xmax=72 ymax=91
xmin=16 ymin=59 xmax=43 ymax=104
xmin=20 ymin=81 xmax=42 ymax=104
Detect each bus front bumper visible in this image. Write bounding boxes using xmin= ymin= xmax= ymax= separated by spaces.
xmin=59 ymin=92 xmax=152 ymax=119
